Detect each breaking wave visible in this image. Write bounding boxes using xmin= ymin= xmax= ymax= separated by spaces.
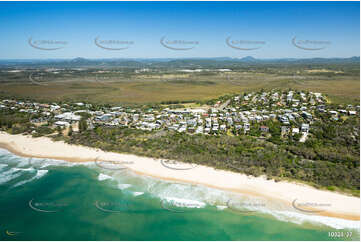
xmin=0 ymin=147 xmax=359 ymax=230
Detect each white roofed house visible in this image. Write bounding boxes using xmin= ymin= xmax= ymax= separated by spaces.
xmin=195 ymin=126 xmax=204 ymax=134
xmin=328 ymin=110 xmax=339 ymax=121
xmin=205 ymin=118 xmax=212 ymax=128
xmin=235 ymin=124 xmax=242 ymax=130
xmin=255 ymin=115 xmax=263 ymax=122
xmin=286 ymin=113 xmax=295 ymax=121
xmin=156 ymin=120 xmax=164 ymax=126
xmin=269 ymin=113 xmax=276 ymax=120
xmin=300 ymin=92 xmax=306 ymax=101
xmin=262 ymin=115 xmax=269 ymax=120
xmin=95 ymin=114 xmax=113 ymax=122
xmin=54 ymin=112 xmax=81 ymax=123
xmin=94 ymin=111 xmax=104 ymax=116
xmin=189 ymin=108 xmax=207 ymax=115
xmin=54 ymin=121 xmax=70 ymax=127
xmin=133 ymin=113 xmax=140 ymax=121
xmin=299 ymin=125 xmax=309 ymax=143
xmin=292 ymin=99 xmax=300 ymax=107
xmin=227 ymin=117 xmax=233 ymax=125
xmin=143 ymin=114 xmax=155 ymax=122
xmin=138 ymin=122 xmax=158 ymax=131
xmin=259 ymin=125 xmax=269 ymax=132
xmin=50 ymin=105 xmax=60 ymax=112
xmin=211 ymin=124 xmax=219 ymax=133
xmin=286 ymin=92 xmax=293 ymax=102
xmin=178 ymin=125 xmax=187 ymax=133
xmin=292 ymin=128 xmax=300 ymax=135
xmin=271 ymin=92 xmax=279 ymax=101
xmin=329 ymin=110 xmax=338 ymax=116
xmin=248 ymin=115 xmax=255 ymax=122
xmin=300 ymin=123 xmax=310 ymax=133
xmin=301 ymin=111 xmax=312 ymax=120
xmin=111 ymin=106 xmax=123 ymax=111
xmin=168 ymin=124 xmax=179 ymax=131
xmin=281 ymin=126 xmax=290 ymax=135
xmin=187 ymin=119 xmax=197 ymax=127
xmin=243 ymin=123 xmax=250 ymax=133
xmin=313 ymin=92 xmax=322 ymax=99
xmin=105 ymin=118 xmax=120 ymax=127
xmin=279 ymin=116 xmax=289 ymax=125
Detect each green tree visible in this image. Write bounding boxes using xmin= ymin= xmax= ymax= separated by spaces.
xmin=79 ymin=119 xmax=88 ymax=133
xmin=68 ymin=126 xmax=73 ymax=136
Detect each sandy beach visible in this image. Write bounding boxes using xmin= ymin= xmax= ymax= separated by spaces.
xmin=0 ymin=131 xmax=359 ymax=221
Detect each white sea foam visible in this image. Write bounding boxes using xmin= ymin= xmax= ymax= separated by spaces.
xmin=109 ymin=170 xmax=359 ymax=230
xmin=15 ymin=159 xmax=30 ymax=167
xmin=132 ymin=191 xmax=144 ymax=197
xmin=0 ymin=167 xmax=24 ymax=184
xmin=0 ymin=148 xmax=31 ymax=167
xmin=163 ymin=197 xmax=206 ymax=208
xmin=0 ymin=148 xmax=93 ymax=169
xmin=146 ymin=179 xmax=359 ymax=230
xmin=117 ymin=183 xmax=132 ymax=190
xmin=30 ymin=157 xmax=92 ymax=169
xmin=224 ymin=196 xmax=360 ymax=230
xmin=147 ymin=181 xmax=230 ymax=207
xmin=0 ymin=165 xmax=42 ymax=185
xmin=12 ymin=169 xmax=48 ymax=187
xmin=216 ymin=205 xmax=228 ymax=210
xmin=265 ymin=210 xmax=360 ymax=230
xmin=13 ymin=167 xmax=36 ymax=172
xmin=0 ymin=163 xmax=8 ymax=170
xmin=98 ymin=173 xmax=114 ymax=181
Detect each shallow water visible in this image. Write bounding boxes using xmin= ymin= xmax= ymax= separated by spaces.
xmin=0 ymin=148 xmax=359 ymax=241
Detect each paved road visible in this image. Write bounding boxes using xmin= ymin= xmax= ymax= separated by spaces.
xmin=218 ymin=99 xmax=231 ymax=110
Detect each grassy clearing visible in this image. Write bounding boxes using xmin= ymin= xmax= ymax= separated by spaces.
xmin=0 ymin=71 xmax=359 ymax=105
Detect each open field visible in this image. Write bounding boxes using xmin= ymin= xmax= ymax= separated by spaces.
xmin=0 ymin=67 xmax=359 ymax=105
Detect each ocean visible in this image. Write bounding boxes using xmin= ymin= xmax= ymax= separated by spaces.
xmin=0 ymin=148 xmax=359 ymax=241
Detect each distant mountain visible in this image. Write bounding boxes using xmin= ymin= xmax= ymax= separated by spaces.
xmin=239 ymin=56 xmax=258 ymax=62
xmin=70 ymin=57 xmax=90 ymax=63
xmin=0 ymin=56 xmax=358 ymax=68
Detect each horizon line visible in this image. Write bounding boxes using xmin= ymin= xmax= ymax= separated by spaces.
xmin=1 ymin=56 xmax=359 ymax=61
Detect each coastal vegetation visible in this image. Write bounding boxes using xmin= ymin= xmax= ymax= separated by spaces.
xmin=0 ymin=105 xmax=359 ymax=196
xmin=62 ymin=123 xmax=359 ymax=196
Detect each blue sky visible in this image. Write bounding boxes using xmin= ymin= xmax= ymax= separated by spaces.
xmin=0 ymin=1 xmax=359 ymax=59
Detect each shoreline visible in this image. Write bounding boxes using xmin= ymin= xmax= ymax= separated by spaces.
xmin=0 ymin=131 xmax=359 ymax=221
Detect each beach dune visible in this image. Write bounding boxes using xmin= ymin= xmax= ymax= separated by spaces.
xmin=0 ymin=131 xmax=359 ymax=221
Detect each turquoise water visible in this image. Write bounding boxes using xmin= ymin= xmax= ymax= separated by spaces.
xmin=0 ymin=148 xmax=359 ymax=241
